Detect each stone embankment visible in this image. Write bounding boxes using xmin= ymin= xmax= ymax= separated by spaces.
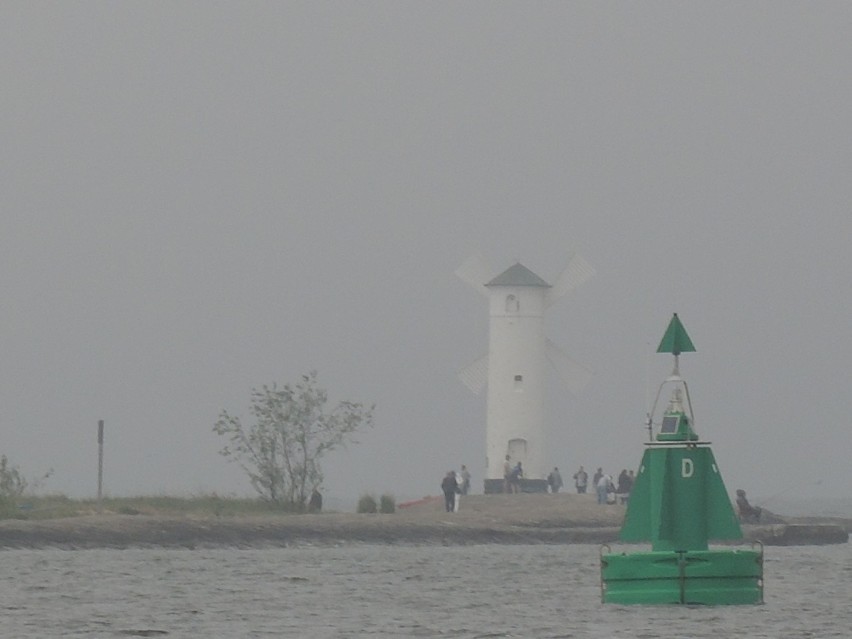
xmin=0 ymin=493 xmax=846 ymax=549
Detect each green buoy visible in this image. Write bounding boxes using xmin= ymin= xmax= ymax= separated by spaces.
xmin=600 ymin=314 xmax=764 ymax=605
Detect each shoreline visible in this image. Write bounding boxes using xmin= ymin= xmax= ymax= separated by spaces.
xmin=0 ymin=494 xmax=847 ymax=550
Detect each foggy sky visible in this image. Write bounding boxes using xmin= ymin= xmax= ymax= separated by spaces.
xmin=3 ymin=2 xmax=852 ymax=507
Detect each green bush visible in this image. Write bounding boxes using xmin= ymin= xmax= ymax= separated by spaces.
xmin=379 ymin=494 xmax=395 ymax=514
xmin=0 ymin=456 xmax=27 ymax=501
xmin=357 ymin=494 xmax=377 ymax=513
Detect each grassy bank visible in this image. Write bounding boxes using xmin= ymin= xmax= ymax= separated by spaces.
xmin=2 ymin=494 xmax=305 ymax=521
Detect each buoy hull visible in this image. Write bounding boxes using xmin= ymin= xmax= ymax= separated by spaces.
xmin=601 ymin=548 xmax=763 ymax=605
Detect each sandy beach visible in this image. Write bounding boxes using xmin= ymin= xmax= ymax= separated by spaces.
xmin=0 ymin=493 xmax=847 ymax=549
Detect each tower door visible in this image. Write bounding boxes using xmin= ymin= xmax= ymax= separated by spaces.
xmin=508 ymin=438 xmax=527 ymax=463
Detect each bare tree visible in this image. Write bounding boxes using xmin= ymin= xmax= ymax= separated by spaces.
xmin=213 ymin=371 xmax=374 ymax=507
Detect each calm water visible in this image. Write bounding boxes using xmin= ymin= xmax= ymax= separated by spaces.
xmin=1 ymin=543 xmax=849 ymax=638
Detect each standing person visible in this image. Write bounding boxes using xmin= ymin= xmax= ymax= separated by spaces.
xmin=596 ymin=472 xmax=612 ymax=505
xmin=459 ymin=465 xmax=471 ymax=496
xmin=617 ymin=469 xmax=629 ymax=494
xmin=308 ymin=488 xmax=323 ymax=513
xmin=573 ymin=466 xmax=588 ymax=494
xmin=509 ymin=462 xmax=523 ymax=493
xmin=454 ymin=470 xmax=463 ymax=511
xmin=593 ymin=467 xmax=604 ymax=491
xmin=441 ymin=471 xmax=459 ymax=512
xmin=503 ymin=455 xmax=512 ymax=493
xmin=619 ymin=469 xmax=634 ymax=504
xmin=547 ymin=467 xmax=563 ymax=493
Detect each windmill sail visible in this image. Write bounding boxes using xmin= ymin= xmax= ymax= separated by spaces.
xmin=458 ymin=354 xmax=489 ymax=395
xmin=546 ymin=253 xmax=596 ymax=307
xmin=454 ymin=253 xmax=492 ymax=298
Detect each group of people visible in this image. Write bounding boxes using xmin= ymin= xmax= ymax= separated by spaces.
xmin=587 ymin=467 xmax=635 ymax=504
xmin=441 ymin=461 xmax=762 ymax=523
xmin=440 ymin=459 xmax=637 ymax=506
xmin=615 ymin=469 xmax=635 ymax=501
xmin=440 ymin=465 xmax=471 ymax=512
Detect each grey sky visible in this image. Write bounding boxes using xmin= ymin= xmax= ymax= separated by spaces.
xmin=2 ymin=3 xmax=851 ymax=506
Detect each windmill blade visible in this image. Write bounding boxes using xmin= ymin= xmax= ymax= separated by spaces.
xmin=455 ymin=253 xmax=492 ymax=298
xmin=458 ymin=354 xmax=489 ymax=395
xmin=546 ymin=253 xmax=595 ymax=307
xmin=546 ymin=339 xmax=593 ymax=395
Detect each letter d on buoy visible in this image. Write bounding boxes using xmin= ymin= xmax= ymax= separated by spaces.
xmin=681 ymin=458 xmax=694 ymax=478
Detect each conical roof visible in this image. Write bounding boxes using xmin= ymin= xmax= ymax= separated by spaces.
xmin=485 ymin=263 xmax=550 ymax=288
xmin=657 ymin=313 xmax=696 ymax=355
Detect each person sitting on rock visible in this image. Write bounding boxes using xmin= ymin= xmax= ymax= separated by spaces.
xmin=736 ymin=489 xmax=762 ymax=523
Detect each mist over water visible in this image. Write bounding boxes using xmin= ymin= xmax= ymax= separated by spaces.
xmin=3 ymin=543 xmax=849 ymax=637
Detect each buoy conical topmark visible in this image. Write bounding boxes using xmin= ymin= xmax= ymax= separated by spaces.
xmin=656 ymin=312 xmax=696 ymax=356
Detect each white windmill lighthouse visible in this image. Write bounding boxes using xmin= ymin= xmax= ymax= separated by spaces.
xmin=456 ymin=254 xmax=595 ymax=492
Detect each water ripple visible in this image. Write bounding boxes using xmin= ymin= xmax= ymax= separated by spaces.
xmin=0 ymin=544 xmax=848 ymax=637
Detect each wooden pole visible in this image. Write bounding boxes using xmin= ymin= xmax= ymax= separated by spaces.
xmin=97 ymin=420 xmax=104 ymax=512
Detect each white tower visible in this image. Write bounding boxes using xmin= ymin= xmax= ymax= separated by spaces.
xmin=457 ymin=255 xmax=594 ymax=490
